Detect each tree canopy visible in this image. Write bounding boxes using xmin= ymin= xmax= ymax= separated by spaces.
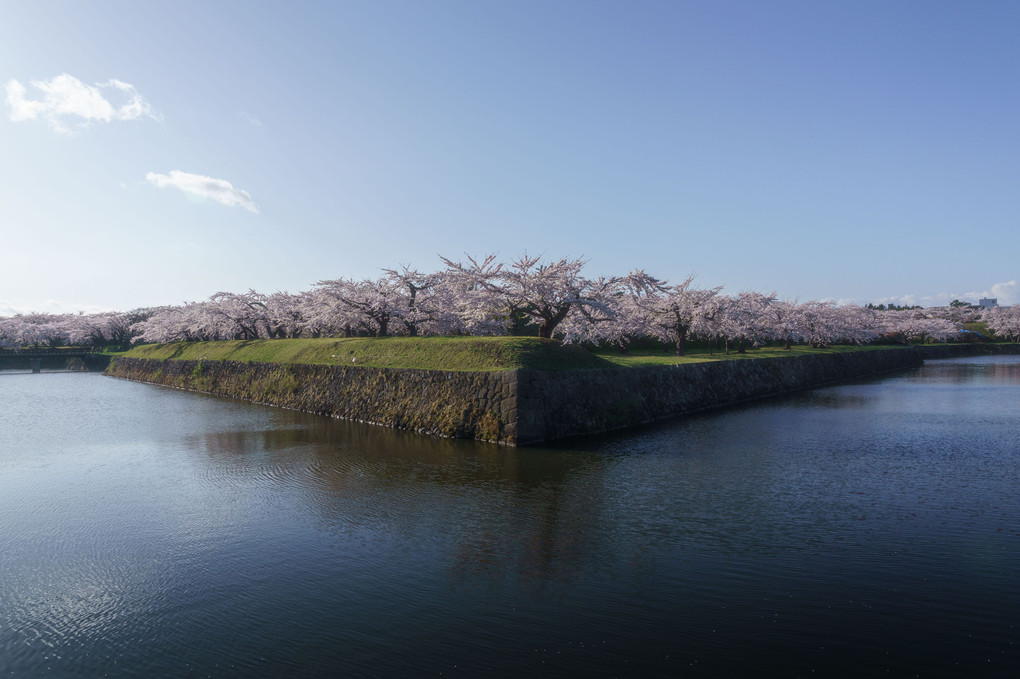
xmin=0 ymin=253 xmax=998 ymax=351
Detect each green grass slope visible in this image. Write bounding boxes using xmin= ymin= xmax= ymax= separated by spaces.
xmin=591 ymin=343 xmax=894 ymax=367
xmin=121 ymin=336 xmax=918 ymax=372
xmin=121 ymin=336 xmax=615 ymax=372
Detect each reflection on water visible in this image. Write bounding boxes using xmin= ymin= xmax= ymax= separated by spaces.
xmin=194 ymin=415 xmax=614 ymax=584
xmin=919 ymin=356 xmax=1020 ymax=384
xmin=1 ymin=357 xmax=1018 ymax=677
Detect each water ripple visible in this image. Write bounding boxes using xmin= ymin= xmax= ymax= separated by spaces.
xmin=2 ymin=363 xmax=1019 ymax=677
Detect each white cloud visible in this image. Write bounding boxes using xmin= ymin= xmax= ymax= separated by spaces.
xmin=5 ymin=73 xmax=159 ymax=134
xmin=0 ymin=299 xmax=115 ymax=316
xmin=875 ymin=280 xmax=1019 ymax=308
xmin=990 ymin=280 xmax=1018 ymax=304
xmin=965 ymin=280 xmax=1018 ymax=306
xmin=146 ymin=170 xmax=259 ymax=213
xmin=876 ymin=293 xmax=926 ymax=307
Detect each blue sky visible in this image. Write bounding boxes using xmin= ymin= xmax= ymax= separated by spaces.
xmin=2 ymin=0 xmax=1018 ymax=315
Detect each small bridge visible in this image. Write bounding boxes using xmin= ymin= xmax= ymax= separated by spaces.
xmin=0 ymin=349 xmax=111 ymax=373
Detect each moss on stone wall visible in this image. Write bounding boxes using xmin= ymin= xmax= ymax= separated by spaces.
xmin=107 ymin=357 xmax=518 ymax=444
xmin=108 ymin=345 xmax=1016 ymax=445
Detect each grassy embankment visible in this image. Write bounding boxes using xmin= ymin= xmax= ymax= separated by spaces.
xmin=121 ymin=336 xmax=909 ymax=372
xmin=121 ymin=337 xmax=606 ymax=371
xmin=592 ymin=342 xmax=898 ymax=367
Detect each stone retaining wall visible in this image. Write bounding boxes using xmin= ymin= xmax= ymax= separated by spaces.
xmin=107 ymin=346 xmax=1016 ymax=445
xmin=514 ymin=349 xmax=923 ymax=444
xmin=107 ymin=358 xmax=517 ymax=443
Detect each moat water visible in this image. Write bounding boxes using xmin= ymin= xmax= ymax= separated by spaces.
xmin=1 ymin=356 xmax=1018 ymax=677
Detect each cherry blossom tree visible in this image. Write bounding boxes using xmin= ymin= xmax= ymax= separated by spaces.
xmin=263 ymin=292 xmax=306 ymax=339
xmin=877 ymin=310 xmax=958 ymax=343
xmin=760 ymin=299 xmax=803 ymax=349
xmin=940 ymin=302 xmax=980 ymax=325
xmin=8 ymin=251 xmax=999 ymax=352
xmin=796 ymin=301 xmax=841 ymax=348
xmin=0 ymin=316 xmax=25 ymax=348
xmin=719 ymin=292 xmax=776 ymax=353
xmin=381 ymin=265 xmax=452 ymax=336
xmin=206 ymin=291 xmax=271 ymax=340
xmin=131 ymin=306 xmax=179 ymax=343
xmin=831 ymin=304 xmax=879 ymax=345
xmin=13 ymin=313 xmax=71 ymax=347
xmin=0 ymin=315 xmax=34 ymax=348
xmin=553 ymin=274 xmax=622 ymax=344
xmin=607 ymin=272 xmax=723 ymax=354
xmin=131 ymin=302 xmax=223 ymax=343
xmin=65 ymin=311 xmax=135 ymax=348
xmin=982 ymin=306 xmax=1020 ymax=341
xmin=439 ymin=253 xmax=512 ymax=335
xmin=656 ymin=277 xmax=722 ymax=356
xmin=586 ymin=269 xmax=666 ymax=348
xmin=309 ymin=276 xmax=404 ymax=337
xmin=497 ymin=254 xmax=617 ymax=340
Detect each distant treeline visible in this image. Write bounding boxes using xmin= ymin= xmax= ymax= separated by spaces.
xmin=3 ymin=254 xmax=1019 ymax=353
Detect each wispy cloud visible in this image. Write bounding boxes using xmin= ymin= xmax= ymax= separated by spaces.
xmin=146 ymin=170 xmax=259 ymax=213
xmin=240 ymin=111 xmax=262 ymax=127
xmin=5 ymin=73 xmax=159 ymax=134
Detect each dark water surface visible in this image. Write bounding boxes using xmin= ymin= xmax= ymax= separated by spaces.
xmin=1 ymin=357 xmax=1018 ymax=677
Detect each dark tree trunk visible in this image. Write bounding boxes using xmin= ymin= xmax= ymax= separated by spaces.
xmin=538 ymin=304 xmax=571 ymax=340
xmin=675 ymin=329 xmax=688 ymax=356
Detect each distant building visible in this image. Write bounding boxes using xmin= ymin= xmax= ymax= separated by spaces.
xmin=979 ymin=298 xmax=998 ymax=308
